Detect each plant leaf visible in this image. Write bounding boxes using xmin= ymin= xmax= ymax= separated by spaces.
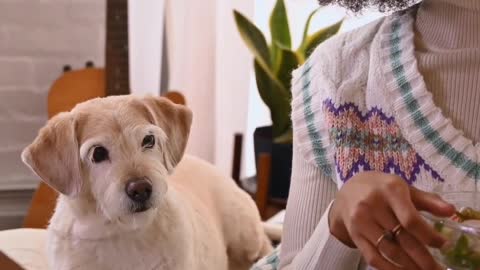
xmin=270 ymin=0 xmax=291 ymax=49
xmin=301 ymin=20 xmax=343 ymax=59
xmin=234 ymin=10 xmax=287 ymax=91
xmin=301 ymin=8 xmax=320 ymax=47
xmin=271 ymin=43 xmax=282 ymax=74
xmin=254 ymin=60 xmax=291 ymax=137
xmin=275 ymin=43 xmax=299 ymax=95
xmin=233 ymin=10 xmax=271 ymax=69
xmin=269 ymin=0 xmax=291 ymax=74
xmin=254 ymin=60 xmax=273 ymax=109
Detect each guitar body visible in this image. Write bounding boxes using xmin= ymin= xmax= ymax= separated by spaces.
xmin=48 ymin=68 xmax=106 ymax=118
xmin=48 ymin=69 xmax=185 ymax=118
xmin=23 ymin=68 xmax=106 ymax=228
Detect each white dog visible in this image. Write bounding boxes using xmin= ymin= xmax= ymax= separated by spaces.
xmin=22 ymin=95 xmax=272 ymax=270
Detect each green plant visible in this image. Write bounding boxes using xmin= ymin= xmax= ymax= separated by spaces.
xmin=234 ymin=0 xmax=342 ymax=143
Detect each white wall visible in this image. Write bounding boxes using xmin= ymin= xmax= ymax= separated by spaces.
xmin=0 ymin=0 xmax=105 ymax=190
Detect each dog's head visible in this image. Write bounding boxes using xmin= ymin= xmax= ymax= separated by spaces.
xmin=22 ymin=95 xmax=192 ymax=224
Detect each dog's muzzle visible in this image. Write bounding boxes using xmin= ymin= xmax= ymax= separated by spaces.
xmin=125 ymin=178 xmax=153 ymax=213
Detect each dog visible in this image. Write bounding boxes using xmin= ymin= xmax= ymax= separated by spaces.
xmin=21 ymin=95 xmax=272 ymax=270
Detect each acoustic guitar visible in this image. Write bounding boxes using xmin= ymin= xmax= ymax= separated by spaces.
xmin=23 ymin=0 xmax=183 ymax=228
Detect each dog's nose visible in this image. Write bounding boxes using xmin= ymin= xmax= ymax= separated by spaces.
xmin=125 ymin=179 xmax=152 ymax=203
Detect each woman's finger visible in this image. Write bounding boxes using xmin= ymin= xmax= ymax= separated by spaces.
xmin=373 ymin=206 xmax=441 ymax=270
xmin=395 ymin=228 xmax=443 ymax=270
xmin=385 ymin=182 xmax=446 ymax=248
xmin=346 ymin=202 xmax=405 ymax=270
xmin=353 ymin=235 xmax=403 ymax=270
xmin=410 ymin=187 xmax=455 ymax=217
xmin=360 ymin=218 xmax=420 ymax=270
xmin=372 ymin=207 xmax=421 ymax=269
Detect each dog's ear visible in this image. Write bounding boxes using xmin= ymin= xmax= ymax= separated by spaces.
xmin=141 ymin=96 xmax=192 ymax=170
xmin=21 ymin=112 xmax=82 ymax=196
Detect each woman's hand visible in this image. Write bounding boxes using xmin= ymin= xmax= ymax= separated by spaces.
xmin=329 ymin=171 xmax=455 ymax=270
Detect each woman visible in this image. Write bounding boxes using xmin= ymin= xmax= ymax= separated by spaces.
xmin=256 ymin=0 xmax=480 ymax=269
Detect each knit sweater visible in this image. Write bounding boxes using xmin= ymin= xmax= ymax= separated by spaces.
xmin=279 ymin=1 xmax=480 ymax=269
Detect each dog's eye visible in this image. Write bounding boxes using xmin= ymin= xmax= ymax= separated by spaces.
xmin=142 ymin=135 xmax=155 ymax=149
xmin=92 ymin=146 xmax=109 ymax=163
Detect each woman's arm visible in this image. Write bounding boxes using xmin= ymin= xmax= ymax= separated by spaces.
xmin=279 ymin=45 xmax=363 ymax=269
xmin=278 ymin=144 xmax=362 ymax=270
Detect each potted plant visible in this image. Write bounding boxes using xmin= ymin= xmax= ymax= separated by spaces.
xmin=234 ymin=0 xmax=342 ymax=199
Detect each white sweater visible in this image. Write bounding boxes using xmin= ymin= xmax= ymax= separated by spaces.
xmin=279 ymin=1 xmax=480 ymax=269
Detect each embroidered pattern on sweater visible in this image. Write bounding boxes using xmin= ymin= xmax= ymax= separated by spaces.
xmin=324 ymin=100 xmax=443 ymax=184
xmin=389 ymin=19 xmax=480 ymax=179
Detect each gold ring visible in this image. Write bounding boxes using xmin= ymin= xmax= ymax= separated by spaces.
xmin=378 ymin=249 xmax=405 ymax=268
xmin=376 ymin=227 xmax=405 ymax=268
xmin=392 ymin=224 xmax=403 ymax=238
xmin=375 ymin=230 xmax=395 ymax=248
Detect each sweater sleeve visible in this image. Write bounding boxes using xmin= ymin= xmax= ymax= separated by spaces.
xmin=278 ymin=146 xmax=362 ymax=269
xmin=278 ymin=51 xmax=362 ymax=269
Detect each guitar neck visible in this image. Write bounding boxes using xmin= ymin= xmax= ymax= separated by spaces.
xmin=106 ymin=0 xmax=130 ymax=95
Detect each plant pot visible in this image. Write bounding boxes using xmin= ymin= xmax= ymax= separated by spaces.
xmin=253 ymin=126 xmax=293 ymax=200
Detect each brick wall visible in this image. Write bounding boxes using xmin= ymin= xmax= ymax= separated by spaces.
xmin=0 ymin=0 xmax=106 ymax=190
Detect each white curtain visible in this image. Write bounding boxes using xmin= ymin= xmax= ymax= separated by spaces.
xmin=128 ymin=1 xmax=166 ymax=96
xmin=214 ymin=0 xmax=254 ymax=176
xmin=165 ymin=0 xmax=216 ymax=163
xmin=165 ymin=0 xmax=254 ymax=176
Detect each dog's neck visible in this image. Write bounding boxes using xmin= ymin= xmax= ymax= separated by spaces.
xmin=49 ymin=191 xmax=182 ymax=241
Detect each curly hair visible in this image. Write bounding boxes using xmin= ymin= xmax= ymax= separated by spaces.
xmin=318 ymin=0 xmax=415 ymax=12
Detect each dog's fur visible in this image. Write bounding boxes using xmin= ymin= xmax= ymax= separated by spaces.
xmin=22 ymin=96 xmax=272 ymax=270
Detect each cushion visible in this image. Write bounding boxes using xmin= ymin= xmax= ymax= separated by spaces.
xmin=0 ymin=228 xmax=48 ymax=270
